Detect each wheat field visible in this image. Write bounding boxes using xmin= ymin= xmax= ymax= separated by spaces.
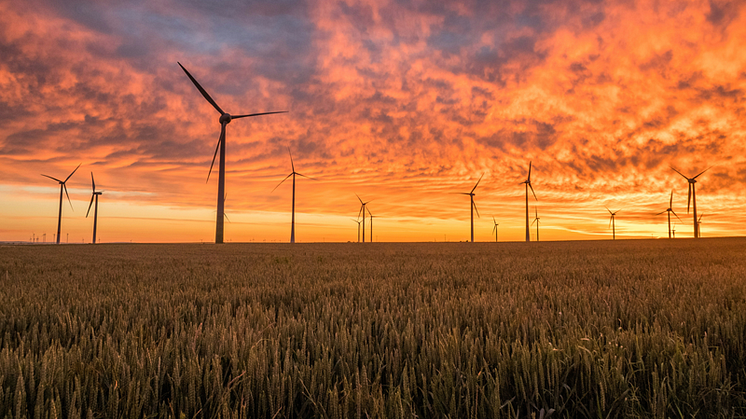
xmin=1 ymin=239 xmax=746 ymax=418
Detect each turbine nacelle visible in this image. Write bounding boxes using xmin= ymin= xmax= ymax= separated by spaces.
xmin=219 ymin=113 xmax=232 ymax=124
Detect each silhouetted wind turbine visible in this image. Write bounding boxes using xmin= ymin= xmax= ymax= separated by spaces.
xmin=356 ymin=195 xmax=371 ymax=242
xmin=273 ymin=148 xmax=315 ymax=243
xmin=352 ymin=219 xmax=362 ymax=243
xmin=459 ymin=174 xmax=483 ymax=243
xmin=531 ymin=207 xmax=541 ymax=241
xmin=656 ymin=190 xmax=682 ymax=239
xmin=606 ymin=207 xmax=620 ymax=240
xmin=86 ymin=172 xmax=104 ymax=244
xmin=696 ymin=213 xmax=705 ymax=237
xmin=367 ymin=208 xmax=375 ymax=243
xmin=672 ymin=223 xmax=677 ymax=238
xmin=522 ymin=162 xmax=537 ymax=242
xmin=671 ymin=166 xmax=711 ymax=239
xmin=492 ymin=217 xmax=499 ymax=242
xmin=178 ymin=62 xmax=287 ymax=244
xmin=41 ymin=164 xmax=80 ymax=244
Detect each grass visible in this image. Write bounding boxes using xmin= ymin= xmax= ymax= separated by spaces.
xmin=1 ymin=238 xmax=746 ymax=418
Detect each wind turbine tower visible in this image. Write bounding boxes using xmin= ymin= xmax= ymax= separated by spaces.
xmin=178 ymin=62 xmax=287 ymax=244
xmin=522 ymin=162 xmax=537 ymax=242
xmin=41 ymin=164 xmax=80 ymax=244
xmin=86 ymin=172 xmax=104 ymax=244
xmin=492 ymin=217 xmax=499 ymax=242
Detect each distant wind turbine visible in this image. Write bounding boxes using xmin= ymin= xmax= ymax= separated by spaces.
xmin=656 ymin=190 xmax=682 ymax=239
xmin=671 ymin=166 xmax=710 ymax=239
xmin=178 ymin=62 xmax=287 ymax=244
xmin=606 ymin=207 xmax=620 ymax=240
xmin=86 ymin=172 xmax=104 ymax=244
xmin=492 ymin=217 xmax=499 ymax=243
xmin=272 ymin=148 xmax=315 ymax=244
xmin=41 ymin=164 xmax=80 ymax=244
xmin=696 ymin=213 xmax=705 ymax=237
xmin=356 ymin=195 xmax=371 ymax=242
xmin=352 ymin=219 xmax=362 ymax=243
xmin=522 ymin=162 xmax=537 ymax=242
xmin=672 ymin=223 xmax=677 ymax=238
xmin=368 ymin=208 xmax=375 ymax=243
xmin=531 ymin=207 xmax=541 ymax=241
xmin=459 ymin=174 xmax=483 ymax=243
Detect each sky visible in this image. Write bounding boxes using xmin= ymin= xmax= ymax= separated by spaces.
xmin=1 ymin=0 xmax=745 ymax=243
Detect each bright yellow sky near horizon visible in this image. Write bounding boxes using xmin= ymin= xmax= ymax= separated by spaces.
xmin=1 ymin=0 xmax=745 ymax=243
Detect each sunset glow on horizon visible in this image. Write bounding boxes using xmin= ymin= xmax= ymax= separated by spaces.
xmin=1 ymin=0 xmax=745 ymax=243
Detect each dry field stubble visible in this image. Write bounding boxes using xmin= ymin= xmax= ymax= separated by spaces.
xmin=1 ymin=239 xmax=746 ymax=418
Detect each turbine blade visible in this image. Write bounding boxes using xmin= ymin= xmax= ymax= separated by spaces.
xmin=693 ymin=166 xmax=712 ymax=179
xmin=687 ymin=183 xmax=692 ymax=213
xmin=177 ymin=62 xmax=224 ymax=115
xmin=492 ymin=225 xmax=496 ymax=234
xmin=471 ymin=173 xmax=484 ymax=194
xmin=472 ymin=199 xmax=480 ymax=218
xmin=288 ymin=147 xmax=295 ymax=172
xmin=231 ymin=111 xmax=288 ymax=119
xmin=492 ymin=216 xmax=496 ymax=224
xmin=357 ymin=205 xmax=364 ymax=219
xmin=356 ymin=194 xmax=364 ymax=205
xmin=527 ymin=161 xmax=532 ymax=181
xmin=655 ymin=210 xmax=667 ymax=216
xmin=64 ymin=184 xmax=73 ymax=210
xmin=669 ymin=190 xmax=673 ymax=208
xmin=271 ymin=173 xmax=293 ymax=192
xmin=86 ymin=194 xmax=95 ymax=218
xmin=207 ymin=124 xmax=225 ymax=183
xmin=609 ymin=215 xmax=613 ymax=229
xmin=605 ymin=206 xmax=612 ymax=214
xmin=64 ymin=163 xmax=81 ymax=183
xmin=296 ymin=173 xmax=317 ymax=180
xmin=91 ymin=172 xmax=96 ymax=192
xmin=41 ymin=174 xmax=63 ymax=183
xmin=529 ymin=183 xmax=537 ymax=201
xmin=224 ymin=212 xmax=231 ymax=223
xmin=670 ymin=166 xmax=689 ymax=180
xmin=672 ymin=210 xmax=683 ymax=223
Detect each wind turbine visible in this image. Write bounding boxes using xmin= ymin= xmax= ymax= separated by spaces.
xmin=368 ymin=208 xmax=375 ymax=243
xmin=606 ymin=207 xmax=620 ymax=240
xmin=671 ymin=166 xmax=710 ymax=239
xmin=356 ymin=195 xmax=371 ymax=242
xmin=86 ymin=172 xmax=104 ymax=244
xmin=459 ymin=174 xmax=483 ymax=243
xmin=531 ymin=207 xmax=541 ymax=241
xmin=672 ymin=223 xmax=677 ymax=238
xmin=522 ymin=162 xmax=537 ymax=242
xmin=178 ymin=62 xmax=287 ymax=244
xmin=492 ymin=217 xmax=499 ymax=242
xmin=352 ymin=219 xmax=362 ymax=243
xmin=696 ymin=213 xmax=705 ymax=237
xmin=41 ymin=164 xmax=80 ymax=244
xmin=656 ymin=190 xmax=682 ymax=239
xmin=272 ymin=148 xmax=315 ymax=244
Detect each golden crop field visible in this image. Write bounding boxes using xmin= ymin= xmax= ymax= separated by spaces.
xmin=1 ymin=239 xmax=746 ymax=418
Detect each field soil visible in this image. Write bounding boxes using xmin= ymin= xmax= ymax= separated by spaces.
xmin=2 ymin=239 xmax=746 ymax=418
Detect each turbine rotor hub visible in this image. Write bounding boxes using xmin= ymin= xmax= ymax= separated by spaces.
xmin=219 ymin=113 xmax=232 ymax=124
